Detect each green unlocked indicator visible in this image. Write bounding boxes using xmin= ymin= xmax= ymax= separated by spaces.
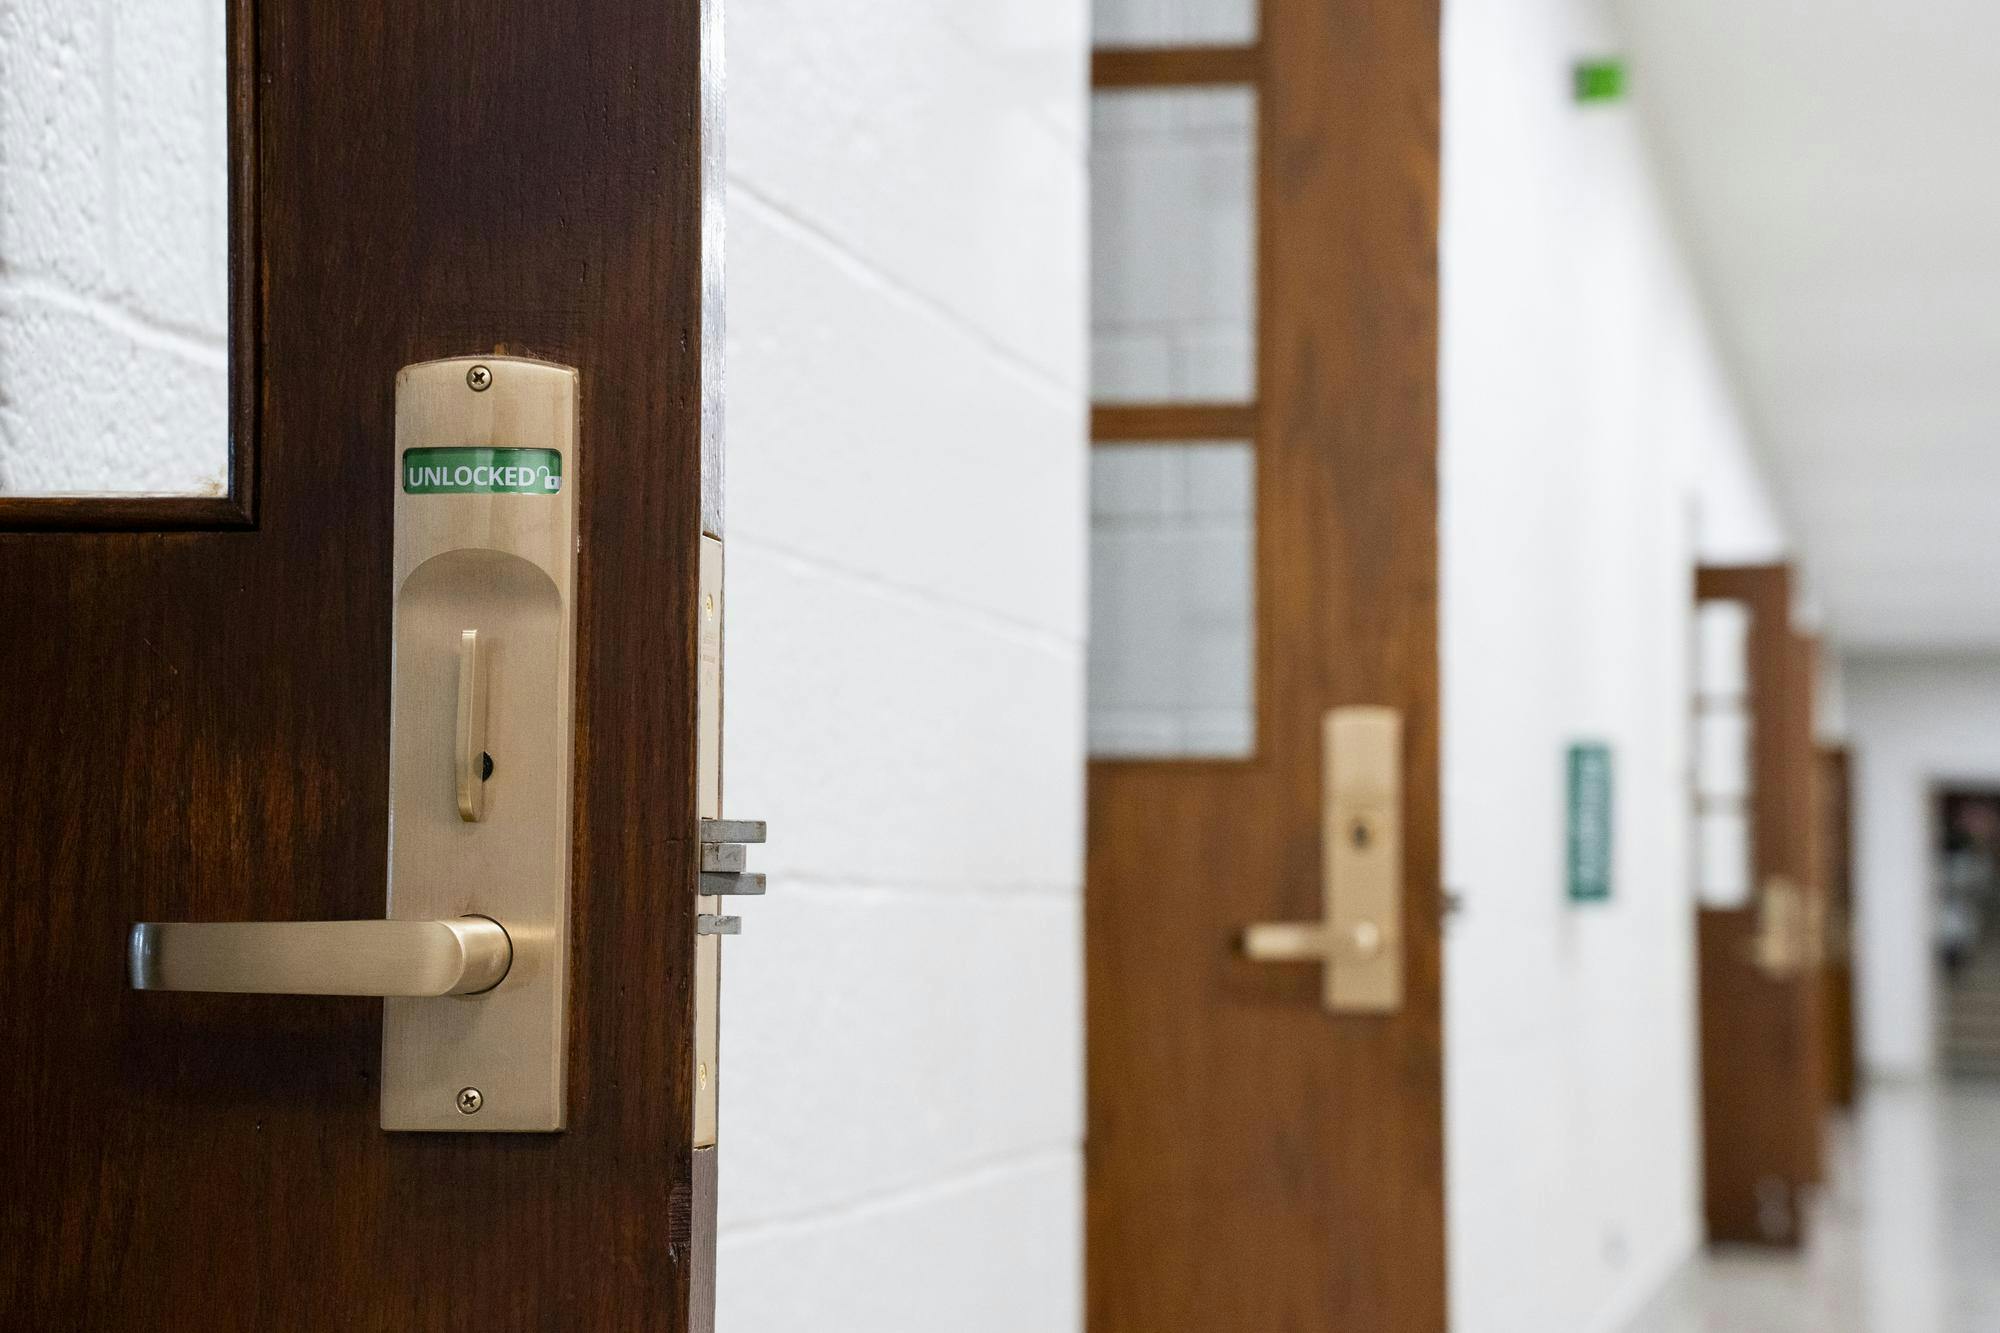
xmin=403 ymin=447 xmax=562 ymax=495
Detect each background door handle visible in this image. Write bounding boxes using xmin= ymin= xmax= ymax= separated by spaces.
xmin=1241 ymin=707 xmax=1404 ymax=1013
xmin=128 ymin=917 xmax=511 ymax=997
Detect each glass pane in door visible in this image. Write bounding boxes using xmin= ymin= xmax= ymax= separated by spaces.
xmin=0 ymin=0 xmax=229 ymax=496
xmin=1089 ymin=441 xmax=1254 ymax=758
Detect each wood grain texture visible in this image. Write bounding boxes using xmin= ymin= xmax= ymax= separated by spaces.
xmin=0 ymin=0 xmax=258 ymax=533
xmin=1817 ymin=745 xmax=1859 ymax=1108
xmin=1087 ymin=0 xmax=1445 ymax=1327
xmin=1091 ymin=44 xmax=1261 ymax=88
xmin=689 ymin=1147 xmax=717 ymax=1333
xmin=0 ymin=0 xmax=714 ymax=1326
xmin=1694 ymin=565 xmax=1824 ymax=1247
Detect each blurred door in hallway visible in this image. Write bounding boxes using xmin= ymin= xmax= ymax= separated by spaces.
xmin=1085 ymin=1 xmax=1445 ymax=1327
xmin=1693 ymin=565 xmax=1826 ymax=1245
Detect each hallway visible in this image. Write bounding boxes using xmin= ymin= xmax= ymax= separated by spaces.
xmin=1626 ymin=1082 xmax=2000 ymax=1331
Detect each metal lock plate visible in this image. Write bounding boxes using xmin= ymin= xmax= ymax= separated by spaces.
xmin=382 ymin=356 xmax=578 ymax=1131
xmin=695 ymin=536 xmax=723 ymax=1147
xmin=1322 ymin=708 xmax=1403 ymax=1012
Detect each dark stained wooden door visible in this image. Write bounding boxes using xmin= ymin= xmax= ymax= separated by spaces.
xmin=1817 ymin=744 xmax=1860 ymax=1107
xmin=0 ymin=1 xmax=721 ymax=1327
xmin=1693 ymin=565 xmax=1825 ymax=1246
xmin=1086 ymin=1 xmax=1446 ymax=1328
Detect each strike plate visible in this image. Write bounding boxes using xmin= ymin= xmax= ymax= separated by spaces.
xmin=381 ymin=356 xmax=577 ymax=1131
xmin=694 ymin=535 xmax=722 ymax=1147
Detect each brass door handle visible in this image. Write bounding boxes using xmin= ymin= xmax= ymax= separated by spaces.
xmin=1240 ymin=708 xmax=1404 ymax=1013
xmin=128 ymin=917 xmax=512 ymax=997
xmin=1749 ymin=876 xmax=1812 ymax=979
xmin=122 ymin=358 xmax=577 ymax=1132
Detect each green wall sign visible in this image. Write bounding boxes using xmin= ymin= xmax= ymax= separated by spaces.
xmin=403 ymin=447 xmax=562 ymax=495
xmin=1573 ymin=58 xmax=1628 ymax=104
xmin=1567 ymin=742 xmax=1614 ymax=902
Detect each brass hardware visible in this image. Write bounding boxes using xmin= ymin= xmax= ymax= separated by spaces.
xmin=383 ymin=356 xmax=578 ymax=1131
xmin=455 ymin=628 xmax=489 ymax=822
xmin=694 ymin=536 xmax=724 ymax=1148
xmin=1750 ymin=876 xmax=1810 ymax=978
xmin=689 ymin=539 xmax=771 ymax=1148
xmin=1241 ymin=707 xmax=1404 ymax=1013
xmin=1242 ymin=922 xmax=1329 ymax=962
xmin=128 ymin=918 xmax=511 ymax=996
xmin=125 ymin=356 xmax=578 ymax=1134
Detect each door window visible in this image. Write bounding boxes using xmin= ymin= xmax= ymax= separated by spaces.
xmin=0 ymin=0 xmax=243 ymax=518
xmin=1088 ymin=69 xmax=1259 ymax=760
xmin=1694 ymin=599 xmax=1755 ymax=906
xmin=1093 ymin=0 xmax=1257 ymax=48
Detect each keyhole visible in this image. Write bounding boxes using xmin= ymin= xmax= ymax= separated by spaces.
xmin=1350 ymin=818 xmax=1372 ymax=850
xmin=481 ymin=752 xmax=494 ymax=781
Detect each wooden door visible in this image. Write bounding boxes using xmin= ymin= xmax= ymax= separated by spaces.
xmin=1816 ymin=745 xmax=1859 ymax=1107
xmin=0 ymin=1 xmax=722 ymax=1327
xmin=1086 ymin=1 xmax=1445 ymax=1328
xmin=1692 ymin=565 xmax=1824 ymax=1245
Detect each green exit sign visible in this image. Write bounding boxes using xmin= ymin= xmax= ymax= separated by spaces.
xmin=1574 ymin=58 xmax=1628 ymax=104
xmin=1567 ymin=742 xmax=1615 ymax=902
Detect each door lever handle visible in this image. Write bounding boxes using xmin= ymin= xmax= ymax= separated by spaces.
xmin=128 ymin=917 xmax=512 ymax=997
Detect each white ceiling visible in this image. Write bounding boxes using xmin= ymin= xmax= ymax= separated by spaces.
xmin=1612 ymin=0 xmax=2000 ymax=652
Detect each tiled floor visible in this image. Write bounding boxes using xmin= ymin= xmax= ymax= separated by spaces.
xmin=1624 ymin=1080 xmax=2000 ymax=1332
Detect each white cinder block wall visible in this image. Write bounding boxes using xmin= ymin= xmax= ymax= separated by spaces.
xmin=716 ymin=3 xmax=1089 ymax=1330
xmin=1842 ymin=655 xmax=2000 ymax=1081
xmin=0 ymin=0 xmax=228 ymax=494
xmin=1442 ymin=2 xmax=1787 ymax=1330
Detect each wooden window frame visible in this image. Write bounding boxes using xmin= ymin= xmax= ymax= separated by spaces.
xmin=1087 ymin=40 xmax=1264 ymax=765
xmin=1088 ymin=41 xmax=1262 ymax=457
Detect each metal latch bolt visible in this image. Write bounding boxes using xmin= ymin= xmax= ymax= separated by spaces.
xmin=698 ymin=818 xmax=767 ymax=936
